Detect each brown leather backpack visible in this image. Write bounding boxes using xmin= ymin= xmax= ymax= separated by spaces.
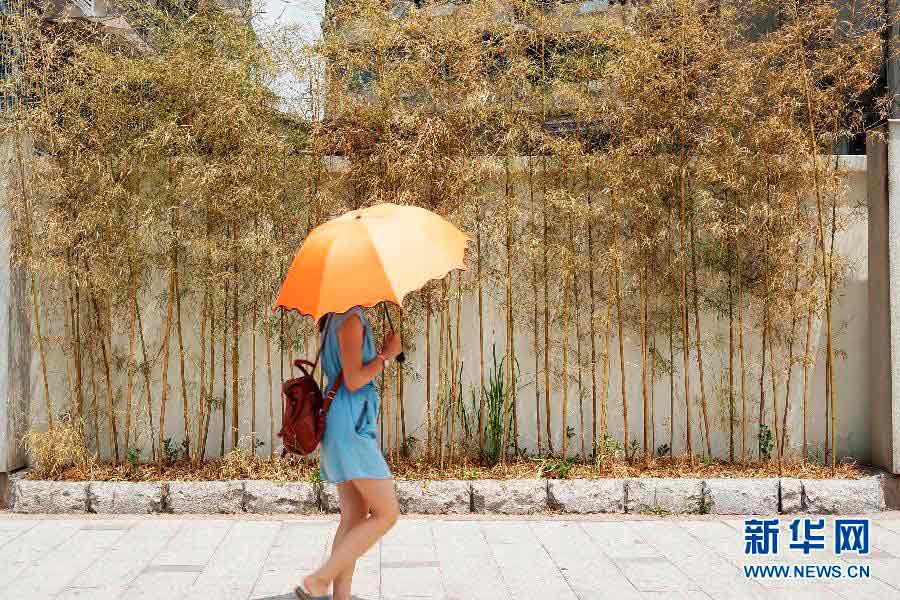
xmin=278 ymin=331 xmax=343 ymax=456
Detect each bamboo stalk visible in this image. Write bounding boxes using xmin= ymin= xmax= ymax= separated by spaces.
xmin=221 ymin=272 xmax=229 ymax=458
xmin=201 ymin=292 xmax=217 ymax=463
xmin=801 ymin=225 xmax=822 ymax=464
xmin=601 ymin=280 xmax=612 ymax=445
xmin=586 ymin=168 xmax=598 ymax=457
xmin=531 ymin=159 xmax=542 ymax=456
xmin=196 ymin=287 xmax=208 ymax=467
xmin=669 ymin=308 xmax=675 ymax=457
xmin=477 ymin=196 xmax=485 ymax=457
xmin=782 ymin=198 xmax=804 ymax=453
xmin=573 ymin=240 xmax=585 ymax=462
xmin=641 ymin=250 xmax=649 ymax=465
xmin=63 ymin=292 xmax=75 ymax=416
xmin=89 ymin=345 xmax=101 ymax=457
xmin=31 ymin=277 xmax=51 ymax=429
xmin=231 ymin=231 xmax=240 ymax=450
xmin=425 ymin=295 xmax=432 ymax=458
xmin=125 ymin=274 xmax=137 ymax=453
xmin=175 ymin=269 xmax=190 ymax=458
xmin=759 ymin=297 xmax=769 ymax=461
xmin=265 ymin=312 xmax=274 ymax=458
xmin=690 ymin=214 xmax=712 ymax=458
xmin=612 ymin=192 xmax=628 ymax=459
xmin=828 ymin=189 xmax=838 ymax=470
xmin=135 ymin=291 xmax=156 ymax=462
xmin=92 ymin=295 xmax=119 ymax=463
xmin=400 ymin=310 xmax=408 ymax=448
xmin=74 ymin=285 xmax=84 ymax=426
xmin=728 ymin=261 xmax=735 ymax=463
xmin=437 ymin=280 xmax=447 ymax=463
xmin=543 ymin=159 xmax=552 ymax=454
xmin=158 ymin=265 xmax=176 ymax=467
xmin=769 ymin=334 xmax=781 ymax=474
xmin=66 ymin=278 xmax=83 ymax=421
xmin=450 ymin=295 xmax=459 ymax=463
xmin=678 ymin=0 xmax=693 ymax=462
xmin=668 ymin=207 xmax=676 ymax=457
xmin=651 ymin=338 xmax=656 ymax=457
xmin=736 ymin=200 xmax=748 ymax=464
xmin=504 ymin=160 xmax=513 ymax=462
xmin=562 ymin=264 xmax=570 ymax=460
xmin=800 ymin=38 xmax=836 ymax=469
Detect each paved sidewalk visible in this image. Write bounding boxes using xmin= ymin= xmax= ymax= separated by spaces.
xmin=1 ymin=513 xmax=899 ymax=599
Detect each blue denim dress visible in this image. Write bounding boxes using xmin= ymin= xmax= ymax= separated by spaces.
xmin=319 ymin=307 xmax=392 ymax=484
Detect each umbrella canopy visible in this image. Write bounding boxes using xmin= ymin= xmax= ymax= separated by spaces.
xmin=274 ymin=203 xmax=469 ymax=321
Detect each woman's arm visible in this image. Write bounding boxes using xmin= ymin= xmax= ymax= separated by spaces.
xmin=337 ymin=313 xmax=402 ymax=392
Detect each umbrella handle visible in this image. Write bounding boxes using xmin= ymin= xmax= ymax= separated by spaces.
xmin=382 ymin=304 xmax=406 ymax=364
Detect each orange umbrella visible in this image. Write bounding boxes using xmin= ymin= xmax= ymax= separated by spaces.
xmin=274 ymin=203 xmax=469 ymax=322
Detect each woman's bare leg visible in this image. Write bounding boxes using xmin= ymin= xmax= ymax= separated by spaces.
xmin=332 ymin=482 xmax=367 ymax=600
xmin=304 ymin=478 xmax=398 ymax=595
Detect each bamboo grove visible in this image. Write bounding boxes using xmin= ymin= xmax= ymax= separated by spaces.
xmin=0 ymin=0 xmax=890 ymax=472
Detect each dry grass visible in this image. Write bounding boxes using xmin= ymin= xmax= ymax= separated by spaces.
xmin=23 ymin=416 xmax=96 ymax=480
xmin=30 ymin=454 xmax=867 ymax=482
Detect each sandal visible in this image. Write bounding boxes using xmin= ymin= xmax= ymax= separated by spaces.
xmin=294 ymin=583 xmax=331 ymax=600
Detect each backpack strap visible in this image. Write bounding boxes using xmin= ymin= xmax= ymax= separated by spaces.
xmin=321 ymin=372 xmax=344 ymax=415
xmin=310 ymin=312 xmax=343 ymax=414
xmin=311 ymin=313 xmax=332 ymax=372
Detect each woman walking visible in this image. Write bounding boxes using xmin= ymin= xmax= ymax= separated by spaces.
xmin=297 ymin=305 xmax=402 ymax=600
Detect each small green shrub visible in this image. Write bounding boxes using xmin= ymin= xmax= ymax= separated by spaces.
xmin=126 ymin=448 xmax=142 ymax=471
xmin=595 ymin=434 xmax=624 ymax=468
xmin=535 ymin=457 xmax=574 ymax=479
xmin=758 ymin=425 xmax=774 ymax=461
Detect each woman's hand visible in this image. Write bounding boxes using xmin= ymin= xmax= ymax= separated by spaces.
xmin=381 ymin=333 xmax=402 ymax=361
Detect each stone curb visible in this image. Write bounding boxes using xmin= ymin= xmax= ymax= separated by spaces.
xmin=705 ymin=478 xmax=779 ymax=515
xmin=7 ymin=474 xmax=896 ymax=514
xmin=801 ymin=476 xmax=887 ymax=514
xmin=12 ymin=480 xmax=90 ymax=514
xmin=88 ymin=481 xmax=166 ymax=514
xmin=396 ymin=480 xmax=471 ymax=514
xmin=167 ymin=480 xmax=245 ymax=514
xmin=549 ymin=479 xmax=625 ymax=513
xmin=625 ymin=478 xmax=705 ymax=515
xmin=471 ymin=479 xmax=548 ymax=514
xmin=244 ymin=480 xmax=320 ymax=515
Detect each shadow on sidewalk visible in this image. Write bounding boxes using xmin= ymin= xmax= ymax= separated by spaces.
xmin=255 ymin=595 xmax=373 ymax=600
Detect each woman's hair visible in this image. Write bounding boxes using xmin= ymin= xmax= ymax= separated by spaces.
xmin=317 ymin=313 xmax=331 ymax=333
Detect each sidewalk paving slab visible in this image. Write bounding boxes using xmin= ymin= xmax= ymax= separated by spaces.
xmin=0 ymin=512 xmax=898 ymax=599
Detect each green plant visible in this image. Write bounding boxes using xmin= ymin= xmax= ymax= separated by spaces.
xmin=758 ymin=425 xmax=774 ymax=461
xmin=595 ymin=434 xmax=625 ymax=468
xmin=457 ymin=345 xmax=514 ymax=467
xmin=656 ymin=443 xmax=671 ymax=457
xmin=627 ymin=439 xmax=640 ymax=462
xmin=536 ymin=457 xmax=574 ymax=479
xmin=308 ymin=469 xmax=322 ymax=485
xmin=126 ymin=448 xmax=142 ymax=471
xmin=162 ymin=438 xmax=179 ymax=466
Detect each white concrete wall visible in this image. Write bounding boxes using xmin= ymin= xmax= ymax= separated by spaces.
xmin=4 ymin=158 xmax=877 ymax=465
xmin=1 ymin=141 xmax=29 ymax=474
